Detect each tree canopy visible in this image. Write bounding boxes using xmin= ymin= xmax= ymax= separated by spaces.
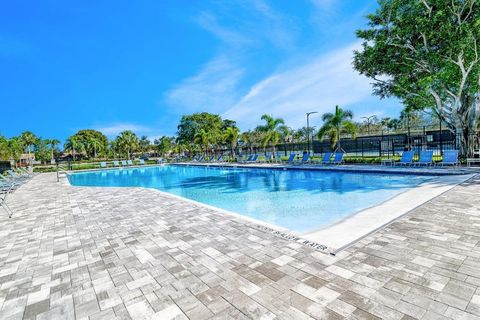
xmin=353 ymin=0 xmax=480 ymax=154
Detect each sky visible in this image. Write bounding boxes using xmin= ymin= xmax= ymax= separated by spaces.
xmin=0 ymin=0 xmax=402 ymax=142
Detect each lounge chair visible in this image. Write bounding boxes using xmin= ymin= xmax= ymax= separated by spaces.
xmin=263 ymin=153 xmax=273 ymax=163
xmin=437 ymin=150 xmax=459 ymax=166
xmin=286 ymin=153 xmax=297 ymax=164
xmin=0 ymin=174 xmax=22 ymax=188
xmin=127 ymin=160 xmax=133 ymax=166
xmin=242 ymin=155 xmax=253 ymax=163
xmin=0 ymin=183 xmax=14 ymax=218
xmin=415 ymin=150 xmax=433 ymax=166
xmin=320 ymin=152 xmax=333 ymax=164
xmin=297 ymin=153 xmax=310 ymax=164
xmin=331 ymin=152 xmax=345 ymax=165
xmin=6 ymin=170 xmax=29 ymax=181
xmin=395 ymin=151 xmax=414 ymax=166
xmin=100 ymin=162 xmax=107 ymax=168
xmin=113 ymin=161 xmax=120 ymax=167
xmin=121 ymin=160 xmax=127 ymax=166
xmin=275 ymin=152 xmax=282 ymax=163
xmin=139 ymin=159 xmax=145 ymax=165
xmin=247 ymin=154 xmax=259 ymax=163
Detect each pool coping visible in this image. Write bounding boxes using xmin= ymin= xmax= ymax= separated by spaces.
xmin=173 ymin=162 xmax=476 ymax=176
xmin=64 ymin=164 xmax=475 ymax=254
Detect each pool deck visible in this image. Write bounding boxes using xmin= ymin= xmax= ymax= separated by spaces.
xmin=1 ymin=173 xmax=480 ymax=319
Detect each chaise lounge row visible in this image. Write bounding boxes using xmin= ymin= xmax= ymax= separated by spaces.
xmin=100 ymin=159 xmax=146 ymax=168
xmin=395 ymin=150 xmax=458 ymax=166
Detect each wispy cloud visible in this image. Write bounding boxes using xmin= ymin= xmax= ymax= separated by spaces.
xmin=164 ymin=0 xmax=297 ymax=114
xmin=196 ymin=12 xmax=251 ymax=47
xmin=93 ymin=123 xmax=153 ymax=137
xmin=223 ymin=42 xmax=397 ymax=129
xmin=165 ymin=55 xmax=244 ymax=113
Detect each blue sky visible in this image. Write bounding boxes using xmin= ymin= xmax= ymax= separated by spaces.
xmin=0 ymin=0 xmax=401 ymax=141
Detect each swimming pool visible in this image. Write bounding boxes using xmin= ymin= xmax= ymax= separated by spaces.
xmin=68 ymin=165 xmax=433 ymax=233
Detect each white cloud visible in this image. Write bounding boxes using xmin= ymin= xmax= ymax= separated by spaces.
xmin=196 ymin=12 xmax=250 ymax=47
xmin=164 ymin=55 xmax=244 ymax=114
xmin=222 ymin=42 xmax=395 ymax=129
xmin=94 ymin=123 xmax=153 ymax=137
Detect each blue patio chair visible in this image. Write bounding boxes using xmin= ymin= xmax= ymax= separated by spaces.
xmin=242 ymin=155 xmax=253 ymax=163
xmin=320 ymin=152 xmax=332 ymax=164
xmin=121 ymin=160 xmax=127 ymax=166
xmin=437 ymin=150 xmax=459 ymax=166
xmin=127 ymin=160 xmax=133 ymax=166
xmin=247 ymin=154 xmax=259 ymax=163
xmin=332 ymin=152 xmax=345 ymax=165
xmin=286 ymin=153 xmax=297 ymax=164
xmin=113 ymin=160 xmax=120 ymax=167
xmin=395 ymin=151 xmax=414 ymax=166
xmin=416 ymin=150 xmax=434 ymax=166
xmin=139 ymin=159 xmax=145 ymax=165
xmin=298 ymin=153 xmax=310 ymax=164
xmin=100 ymin=162 xmax=107 ymax=168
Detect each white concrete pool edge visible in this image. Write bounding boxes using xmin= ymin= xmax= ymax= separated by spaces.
xmin=303 ymin=173 xmax=475 ymax=252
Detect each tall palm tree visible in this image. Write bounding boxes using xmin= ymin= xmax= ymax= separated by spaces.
xmin=139 ymin=136 xmax=151 ymax=154
xmin=8 ymin=137 xmax=24 ymax=167
xmin=88 ymin=138 xmax=102 ymax=159
xmin=255 ymin=114 xmax=285 ymax=154
xmin=240 ymin=131 xmax=254 ymax=154
xmin=224 ymin=127 xmax=239 ymax=157
xmin=20 ymin=131 xmax=37 ymax=165
xmin=64 ymin=136 xmax=84 ymax=161
xmin=116 ymin=131 xmax=139 ymax=159
xmin=194 ymin=129 xmax=212 ymax=156
xmin=317 ymin=105 xmax=356 ymax=151
xmin=48 ymin=139 xmax=60 ymax=161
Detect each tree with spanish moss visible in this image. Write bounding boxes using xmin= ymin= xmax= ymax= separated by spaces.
xmin=353 ymin=0 xmax=480 ymax=155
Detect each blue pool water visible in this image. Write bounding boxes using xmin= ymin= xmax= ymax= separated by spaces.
xmin=68 ymin=165 xmax=432 ymax=233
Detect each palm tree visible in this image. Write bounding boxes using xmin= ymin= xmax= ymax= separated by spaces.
xmin=20 ymin=131 xmax=37 ymax=165
xmin=317 ymin=105 xmax=356 ymax=151
xmin=240 ymin=131 xmax=254 ymax=154
xmin=8 ymin=137 xmax=24 ymax=167
xmin=64 ymin=136 xmax=84 ymax=161
xmin=116 ymin=131 xmax=139 ymax=159
xmin=87 ymin=138 xmax=102 ymax=159
xmin=139 ymin=136 xmax=151 ymax=154
xmin=194 ymin=129 xmax=212 ymax=156
xmin=255 ymin=114 xmax=285 ymax=154
xmin=224 ymin=127 xmax=239 ymax=157
xmin=47 ymin=139 xmax=60 ymax=161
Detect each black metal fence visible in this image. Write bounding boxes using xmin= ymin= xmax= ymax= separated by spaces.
xmin=312 ymin=129 xmax=459 ymax=158
xmin=234 ymin=129 xmax=480 ymax=159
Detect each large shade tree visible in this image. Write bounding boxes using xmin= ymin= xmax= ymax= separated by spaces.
xmin=353 ymin=0 xmax=480 ymax=155
xmin=317 ymin=105 xmax=356 ymax=151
